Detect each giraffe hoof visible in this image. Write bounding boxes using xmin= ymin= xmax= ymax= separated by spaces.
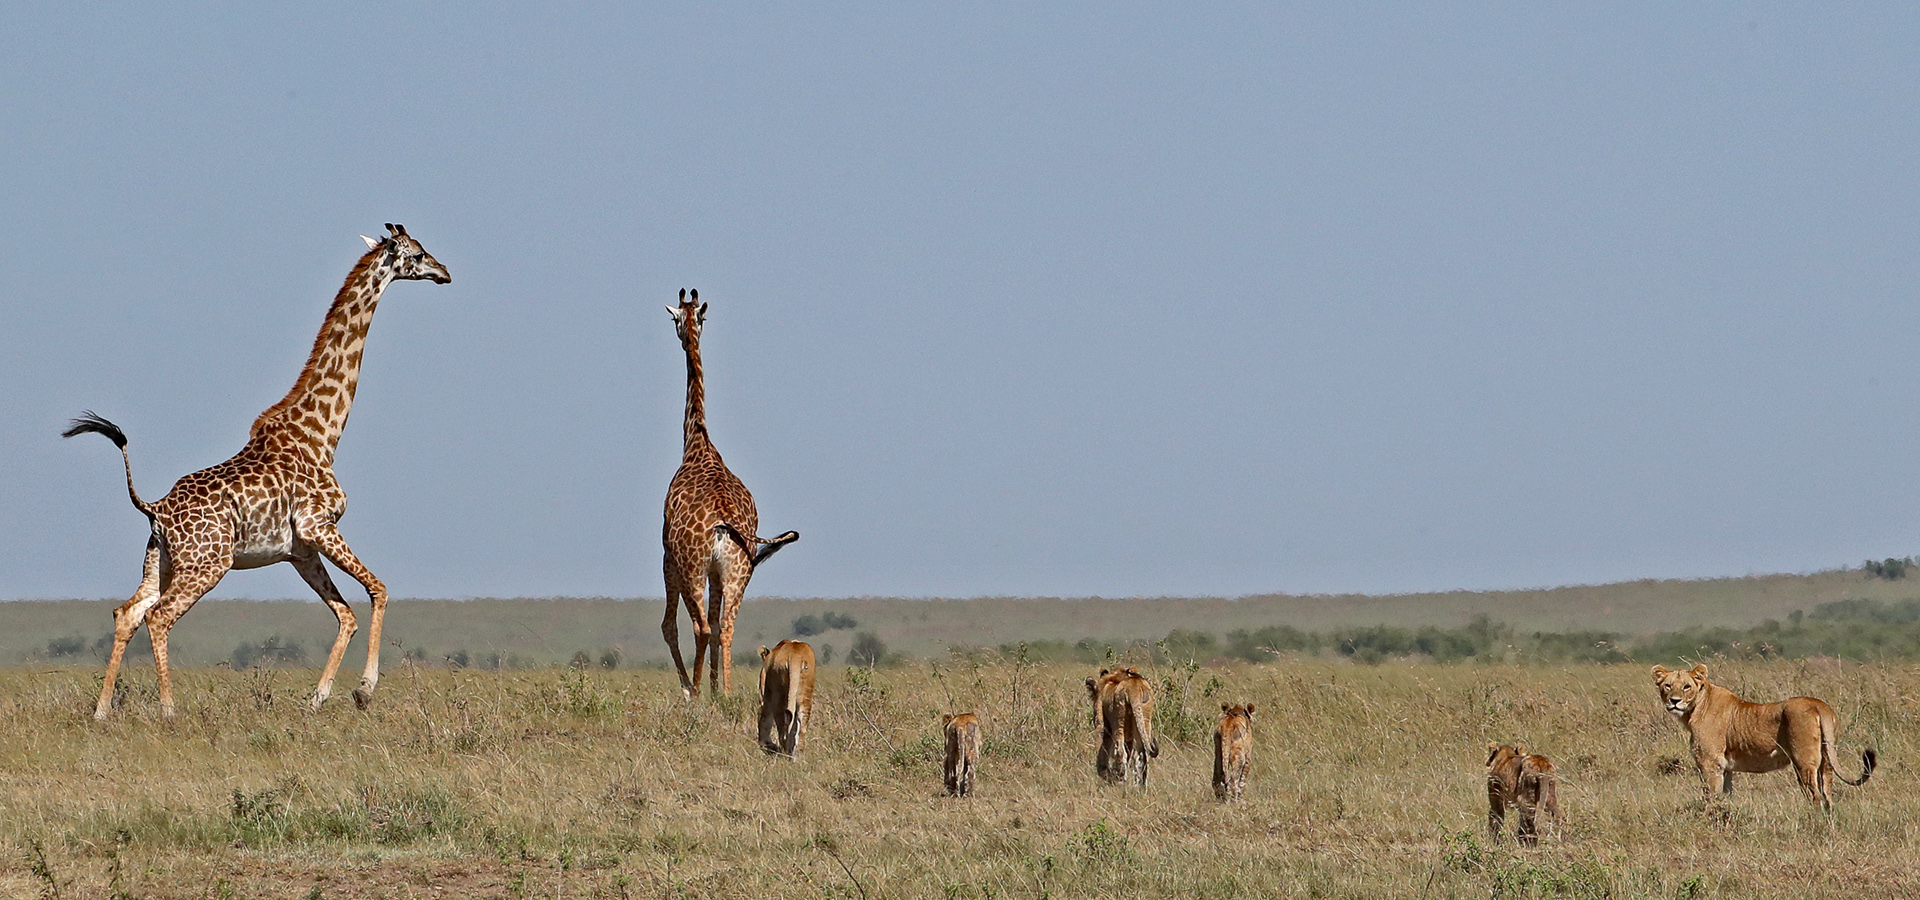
xmin=352 ymin=687 xmax=373 ymax=710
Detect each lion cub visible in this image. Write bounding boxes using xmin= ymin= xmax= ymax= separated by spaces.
xmin=942 ymin=713 xmax=982 ymax=797
xmin=1651 ymin=663 xmax=1874 ymax=810
xmin=1212 ymin=703 xmax=1255 ymax=801
xmin=1486 ymin=743 xmax=1557 ymax=846
xmin=757 ymin=640 xmax=816 ymax=757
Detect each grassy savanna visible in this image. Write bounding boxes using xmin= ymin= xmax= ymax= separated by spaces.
xmin=0 ymin=656 xmax=1913 ymax=898
xmin=8 ymin=567 xmax=1920 ymax=668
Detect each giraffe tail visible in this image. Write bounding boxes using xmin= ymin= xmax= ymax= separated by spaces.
xmin=63 ymin=412 xmax=157 ymax=520
xmin=716 ymin=524 xmax=800 ymax=569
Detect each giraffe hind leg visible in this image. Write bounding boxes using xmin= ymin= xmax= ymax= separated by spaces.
xmin=661 ymin=584 xmax=691 ymax=697
xmin=289 ymin=552 xmax=357 ymax=711
xmin=662 ymin=577 xmax=708 ymax=699
xmin=95 ymin=537 xmax=166 ymax=720
xmin=695 ymin=568 xmax=718 ymax=694
xmin=665 ymin=556 xmax=712 ymax=698
xmin=711 ymin=541 xmax=752 ymax=696
xmin=144 ymin=561 xmax=228 ymax=719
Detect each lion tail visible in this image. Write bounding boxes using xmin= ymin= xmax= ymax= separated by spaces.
xmin=1821 ymin=714 xmax=1877 ymax=787
xmin=1130 ymin=701 xmax=1159 ymax=759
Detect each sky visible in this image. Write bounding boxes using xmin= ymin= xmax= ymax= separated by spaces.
xmin=5 ymin=4 xmax=1920 ymax=602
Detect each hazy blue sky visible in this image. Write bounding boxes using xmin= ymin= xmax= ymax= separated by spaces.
xmin=6 ymin=4 xmax=1920 ymax=602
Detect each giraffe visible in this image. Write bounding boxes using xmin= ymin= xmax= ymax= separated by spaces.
xmin=662 ymin=288 xmax=798 ymax=698
xmin=64 ymin=224 xmax=450 ymax=720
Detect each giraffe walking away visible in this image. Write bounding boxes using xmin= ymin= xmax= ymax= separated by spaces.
xmin=64 ymin=224 xmax=450 ymax=720
xmin=662 ymin=288 xmax=798 ymax=698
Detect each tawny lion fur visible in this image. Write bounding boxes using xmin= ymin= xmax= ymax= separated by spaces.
xmin=1650 ymin=663 xmax=1875 ymax=811
xmin=1486 ymin=743 xmax=1557 ymax=846
xmin=1084 ymin=667 xmax=1159 ymax=786
xmin=1213 ymin=703 xmax=1255 ymax=802
xmin=756 ymin=640 xmax=815 ymax=757
xmin=942 ymin=713 xmax=982 ymax=798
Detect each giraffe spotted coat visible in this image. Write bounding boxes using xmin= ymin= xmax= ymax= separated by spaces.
xmin=66 ymin=224 xmax=449 ymax=719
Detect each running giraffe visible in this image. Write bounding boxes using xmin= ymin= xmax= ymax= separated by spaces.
xmin=661 ymin=288 xmax=798 ymax=698
xmin=65 ymin=224 xmax=450 ymax=719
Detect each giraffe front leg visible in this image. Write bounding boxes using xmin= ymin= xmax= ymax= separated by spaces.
xmin=354 ymin=583 xmax=387 ymax=709
xmin=96 ymin=539 xmax=164 ymax=720
xmin=298 ymin=523 xmax=386 ymax=710
xmin=290 ymin=553 xmax=357 ymax=710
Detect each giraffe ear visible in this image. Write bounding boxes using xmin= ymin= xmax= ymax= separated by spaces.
xmin=361 ymin=235 xmax=380 ymax=250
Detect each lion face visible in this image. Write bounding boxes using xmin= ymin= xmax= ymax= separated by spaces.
xmin=1650 ymin=664 xmax=1710 ymax=717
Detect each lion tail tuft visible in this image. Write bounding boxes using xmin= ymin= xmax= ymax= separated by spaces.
xmin=1841 ymin=747 xmax=1876 ymax=787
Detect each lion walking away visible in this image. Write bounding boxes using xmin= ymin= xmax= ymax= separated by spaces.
xmin=1085 ymin=667 xmax=1159 ymax=786
xmin=1213 ymin=704 xmax=1254 ymax=801
xmin=1486 ymin=743 xmax=1557 ymax=846
xmin=942 ymin=713 xmax=982 ymax=797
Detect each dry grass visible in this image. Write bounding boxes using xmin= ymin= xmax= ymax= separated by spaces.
xmin=0 ymin=656 xmax=1914 ymax=898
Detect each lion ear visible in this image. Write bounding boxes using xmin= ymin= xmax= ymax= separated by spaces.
xmin=1244 ymin=704 xmax=1254 ymax=718
xmin=1221 ymin=702 xmax=1232 ymax=713
xmin=758 ymin=645 xmax=771 ymax=660
xmin=1651 ymin=665 xmax=1669 ymax=680
xmin=942 ymin=714 xmax=953 ymax=726
xmin=1690 ymin=663 xmax=1709 ymax=679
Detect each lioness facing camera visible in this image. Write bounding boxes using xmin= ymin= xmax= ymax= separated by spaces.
xmin=1650 ymin=663 xmax=1874 ymax=811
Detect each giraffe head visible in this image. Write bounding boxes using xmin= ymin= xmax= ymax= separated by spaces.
xmin=668 ymin=288 xmax=707 ymax=349
xmin=359 ymin=223 xmax=451 ymax=284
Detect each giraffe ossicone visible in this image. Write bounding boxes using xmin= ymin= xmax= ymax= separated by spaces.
xmin=65 ymin=226 xmax=450 ymax=720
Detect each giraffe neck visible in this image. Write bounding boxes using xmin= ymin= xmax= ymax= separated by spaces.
xmin=682 ymin=333 xmax=715 ymax=461
xmin=253 ymin=247 xmax=397 ymax=463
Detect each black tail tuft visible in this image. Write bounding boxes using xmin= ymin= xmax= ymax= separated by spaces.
xmin=63 ymin=411 xmax=128 ymax=449
xmin=753 ymin=530 xmax=800 ymax=567
xmin=1854 ymin=748 xmax=1877 ymax=786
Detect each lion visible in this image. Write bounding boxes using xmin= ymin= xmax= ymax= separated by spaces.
xmin=942 ymin=713 xmax=982 ymax=797
xmin=757 ymin=640 xmax=816 ymax=756
xmin=1213 ymin=703 xmax=1255 ymax=801
xmin=1651 ymin=663 xmax=1875 ymax=811
xmin=1084 ymin=667 xmax=1158 ymax=785
xmin=1486 ymin=743 xmax=1557 ymax=846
